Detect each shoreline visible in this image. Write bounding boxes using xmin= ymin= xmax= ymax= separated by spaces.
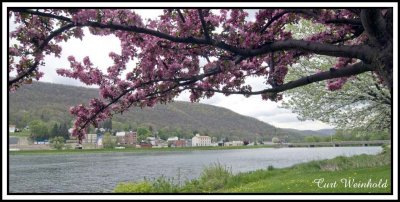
xmin=9 ymin=144 xmax=383 ymax=156
xmin=9 ymin=145 xmax=276 ymax=155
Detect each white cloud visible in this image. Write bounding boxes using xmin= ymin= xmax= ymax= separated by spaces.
xmin=40 ymin=28 xmax=121 ymax=87
xmin=134 ymin=9 xmax=164 ymax=21
xmin=175 ymin=90 xmax=334 ymax=130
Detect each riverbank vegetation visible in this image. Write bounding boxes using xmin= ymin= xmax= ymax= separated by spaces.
xmin=113 ymin=145 xmax=391 ymax=193
xmin=302 ymin=129 xmax=390 ymax=143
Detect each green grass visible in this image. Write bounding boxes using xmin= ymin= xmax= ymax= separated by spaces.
xmin=221 ymin=165 xmax=390 ymax=193
xmin=114 ymin=146 xmax=392 ymax=193
xmin=9 ymin=145 xmax=274 ymax=155
xmin=9 ymin=130 xmax=31 ymax=137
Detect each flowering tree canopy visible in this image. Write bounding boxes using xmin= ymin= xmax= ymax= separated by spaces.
xmin=8 ymin=9 xmax=393 ymax=143
xmin=282 ymin=19 xmax=391 ymax=132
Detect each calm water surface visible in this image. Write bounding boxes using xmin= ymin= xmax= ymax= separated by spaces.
xmin=9 ymin=147 xmax=382 ymax=193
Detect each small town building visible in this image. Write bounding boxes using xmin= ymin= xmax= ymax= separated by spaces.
xmin=192 ymin=134 xmax=211 ymax=147
xmin=125 ymin=132 xmax=137 ymax=145
xmin=224 ymin=141 xmax=233 ymax=146
xmin=232 ymin=141 xmax=244 ymax=146
xmin=9 ymin=125 xmax=16 ymax=133
xmin=139 ymin=142 xmax=152 ymax=148
xmin=116 ymin=132 xmax=126 ymax=145
xmin=223 ymin=141 xmax=244 ymax=146
xmin=170 ymin=139 xmax=186 ymax=147
xmin=84 ymin=134 xmax=97 ymax=144
xmin=147 ymin=137 xmax=158 ymax=146
xmin=97 ymin=137 xmax=103 ymax=146
xmin=167 ymin=136 xmax=179 ymax=142
xmin=116 ymin=131 xmax=137 ymax=145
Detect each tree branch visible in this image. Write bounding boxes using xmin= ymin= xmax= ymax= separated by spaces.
xmin=260 ymin=9 xmax=317 ymax=34
xmin=190 ymin=62 xmax=373 ymax=95
xmin=252 ymin=40 xmax=375 ymax=63
xmin=9 ymin=23 xmax=75 ymax=86
xmin=80 ymin=83 xmax=181 ymax=131
xmin=10 ymin=8 xmax=72 ymax=22
xmin=176 ymin=9 xmax=186 ymax=23
xmin=13 ymin=9 xmax=375 ymax=62
xmin=198 ymin=9 xmax=211 ymax=41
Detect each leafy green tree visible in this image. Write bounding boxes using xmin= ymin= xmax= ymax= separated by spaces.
xmin=29 ymin=120 xmax=49 ymax=141
xmin=102 ymin=132 xmax=116 ymax=149
xmin=20 ymin=112 xmax=32 ymax=128
xmin=157 ymin=128 xmax=168 ymax=141
xmin=304 ymin=136 xmax=321 ymax=143
xmin=50 ymin=136 xmax=65 ymax=150
xmin=137 ymin=127 xmax=151 ymax=142
xmin=332 ymin=129 xmax=390 ymax=141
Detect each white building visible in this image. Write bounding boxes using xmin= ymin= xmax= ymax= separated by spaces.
xmin=97 ymin=137 xmax=103 ymax=146
xmin=167 ymin=136 xmax=179 ymax=142
xmin=86 ymin=134 xmax=97 ymax=144
xmin=192 ymin=134 xmax=211 ymax=147
xmin=147 ymin=137 xmax=158 ymax=146
xmin=9 ymin=125 xmax=16 ymax=133
xmin=232 ymin=141 xmax=244 ymax=146
xmin=116 ymin=132 xmax=126 ymax=137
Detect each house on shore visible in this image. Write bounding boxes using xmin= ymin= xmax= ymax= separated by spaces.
xmin=83 ymin=134 xmax=97 ymax=144
xmin=167 ymin=136 xmax=179 ymax=142
xmin=116 ymin=131 xmax=137 ymax=145
xmin=166 ymin=136 xmax=187 ymax=147
xmin=9 ymin=125 xmax=16 ymax=133
xmin=138 ymin=142 xmax=152 ymax=148
xmin=147 ymin=137 xmax=158 ymax=146
xmin=224 ymin=141 xmax=244 ymax=146
xmin=192 ymin=134 xmax=211 ymax=147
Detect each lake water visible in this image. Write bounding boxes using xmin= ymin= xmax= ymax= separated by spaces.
xmin=9 ymin=147 xmax=382 ymax=193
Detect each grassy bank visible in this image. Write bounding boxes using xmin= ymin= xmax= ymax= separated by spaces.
xmin=114 ymin=145 xmax=391 ymax=193
xmin=9 ymin=145 xmax=275 ymax=155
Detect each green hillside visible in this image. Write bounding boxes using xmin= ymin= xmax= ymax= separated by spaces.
xmin=9 ymin=81 xmax=310 ymax=141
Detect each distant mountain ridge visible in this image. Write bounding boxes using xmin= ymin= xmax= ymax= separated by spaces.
xmin=284 ymin=128 xmax=336 ymax=137
xmin=8 ymin=81 xmax=331 ymax=141
xmin=315 ymin=129 xmax=336 ymax=136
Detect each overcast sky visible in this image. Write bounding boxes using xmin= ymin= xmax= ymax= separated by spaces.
xmin=8 ymin=9 xmax=334 ymax=131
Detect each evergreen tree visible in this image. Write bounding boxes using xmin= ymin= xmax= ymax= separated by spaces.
xmin=103 ymin=119 xmax=112 ymax=131
xmin=50 ymin=123 xmax=59 ymax=138
xmin=59 ymin=123 xmax=70 ymax=140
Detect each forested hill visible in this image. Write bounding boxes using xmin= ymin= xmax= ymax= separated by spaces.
xmin=9 ymin=81 xmax=315 ymax=141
